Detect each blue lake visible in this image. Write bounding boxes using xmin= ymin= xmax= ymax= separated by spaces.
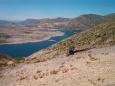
xmin=0 ymin=29 xmax=80 ymax=58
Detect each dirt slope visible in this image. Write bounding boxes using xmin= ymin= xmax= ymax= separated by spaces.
xmin=0 ymin=46 xmax=115 ymax=86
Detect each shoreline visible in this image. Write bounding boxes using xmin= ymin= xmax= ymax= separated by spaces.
xmin=0 ymin=31 xmax=64 ymax=45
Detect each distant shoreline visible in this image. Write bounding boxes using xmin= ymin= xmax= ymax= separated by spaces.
xmin=0 ymin=31 xmax=64 ymax=45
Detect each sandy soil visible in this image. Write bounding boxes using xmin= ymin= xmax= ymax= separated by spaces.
xmin=0 ymin=46 xmax=115 ymax=86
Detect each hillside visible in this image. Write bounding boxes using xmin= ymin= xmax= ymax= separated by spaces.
xmin=0 ymin=17 xmax=115 ymax=86
xmin=62 ymin=13 xmax=115 ymax=29
xmin=62 ymin=14 xmax=104 ymax=29
xmin=1 ymin=38 xmax=115 ymax=86
xmin=0 ymin=54 xmax=16 ymax=66
xmin=26 ymin=21 xmax=115 ymax=63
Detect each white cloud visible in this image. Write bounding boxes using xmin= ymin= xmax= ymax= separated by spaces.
xmin=0 ymin=16 xmax=41 ymax=21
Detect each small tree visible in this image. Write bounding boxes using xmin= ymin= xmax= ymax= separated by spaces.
xmin=67 ymin=45 xmax=75 ymax=56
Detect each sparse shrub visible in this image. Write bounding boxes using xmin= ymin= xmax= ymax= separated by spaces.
xmin=97 ymin=77 xmax=105 ymax=82
xmin=69 ymin=64 xmax=73 ymax=67
xmin=67 ymin=45 xmax=75 ymax=56
xmin=105 ymin=52 xmax=109 ymax=55
xmin=19 ymin=76 xmax=27 ymax=81
xmin=88 ymin=54 xmax=98 ymax=61
xmin=33 ymin=75 xmax=38 ymax=80
xmin=59 ymin=65 xmax=64 ymax=69
xmin=38 ymin=73 xmax=45 ymax=78
xmin=50 ymin=69 xmax=59 ymax=75
xmin=70 ymin=67 xmax=77 ymax=70
xmin=15 ymin=57 xmax=25 ymax=64
xmin=36 ymin=70 xmax=42 ymax=73
xmin=62 ymin=68 xmax=69 ymax=73
xmin=86 ymin=61 xmax=91 ymax=64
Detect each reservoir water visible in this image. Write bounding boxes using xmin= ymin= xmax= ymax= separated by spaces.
xmin=0 ymin=29 xmax=80 ymax=58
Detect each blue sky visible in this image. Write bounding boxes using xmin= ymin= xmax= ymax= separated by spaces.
xmin=0 ymin=0 xmax=115 ymax=20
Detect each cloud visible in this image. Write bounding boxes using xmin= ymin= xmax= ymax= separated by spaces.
xmin=0 ymin=16 xmax=41 ymax=21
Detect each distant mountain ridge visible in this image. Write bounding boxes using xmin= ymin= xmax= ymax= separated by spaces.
xmin=0 ymin=20 xmax=14 ymax=25
xmin=21 ymin=17 xmax=69 ymax=25
xmin=0 ymin=13 xmax=115 ymax=29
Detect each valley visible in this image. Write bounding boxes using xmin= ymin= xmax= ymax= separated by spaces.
xmin=0 ymin=13 xmax=115 ymax=45
xmin=0 ymin=0 xmax=115 ymax=85
xmin=0 ymin=13 xmax=115 ymax=86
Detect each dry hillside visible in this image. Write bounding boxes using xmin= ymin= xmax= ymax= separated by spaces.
xmin=26 ymin=21 xmax=115 ymax=63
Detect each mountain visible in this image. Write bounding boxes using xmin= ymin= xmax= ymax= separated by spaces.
xmin=21 ymin=17 xmax=69 ymax=24
xmin=63 ymin=13 xmax=115 ymax=29
xmin=14 ymin=13 xmax=115 ymax=29
xmin=26 ymin=21 xmax=115 ymax=63
xmin=39 ymin=17 xmax=69 ymax=23
xmin=0 ymin=20 xmax=13 ymax=25
xmin=21 ymin=19 xmax=40 ymax=25
xmin=106 ymin=13 xmax=115 ymax=17
xmin=58 ymin=13 xmax=115 ymax=29
xmin=0 ymin=13 xmax=115 ymax=29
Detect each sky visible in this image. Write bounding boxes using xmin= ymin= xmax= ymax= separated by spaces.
xmin=0 ymin=0 xmax=115 ymax=20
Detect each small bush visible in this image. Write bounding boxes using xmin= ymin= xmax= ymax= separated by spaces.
xmin=50 ymin=69 xmax=59 ymax=75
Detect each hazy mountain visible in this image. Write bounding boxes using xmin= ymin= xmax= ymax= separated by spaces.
xmin=20 ymin=13 xmax=115 ymax=29
xmin=0 ymin=13 xmax=115 ymax=29
xmin=0 ymin=20 xmax=13 ymax=25
xmin=20 ymin=19 xmax=40 ymax=25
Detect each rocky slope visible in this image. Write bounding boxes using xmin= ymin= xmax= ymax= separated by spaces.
xmin=62 ymin=13 xmax=115 ymax=29
xmin=26 ymin=21 xmax=115 ymax=63
xmin=0 ymin=54 xmax=16 ymax=66
xmin=63 ymin=14 xmax=104 ymax=29
xmin=0 ymin=46 xmax=115 ymax=86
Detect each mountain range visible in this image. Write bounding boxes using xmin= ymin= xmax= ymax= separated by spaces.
xmin=61 ymin=13 xmax=115 ymax=29
xmin=0 ymin=13 xmax=115 ymax=29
